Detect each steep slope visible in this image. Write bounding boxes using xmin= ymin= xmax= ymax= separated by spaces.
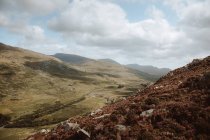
xmin=126 ymin=64 xmax=171 ymax=76
xmin=29 ymin=56 xmax=210 ymax=140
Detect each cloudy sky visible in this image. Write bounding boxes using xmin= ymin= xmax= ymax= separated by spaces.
xmin=0 ymin=0 xmax=209 ymax=69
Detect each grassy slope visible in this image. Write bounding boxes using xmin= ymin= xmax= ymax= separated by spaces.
xmin=0 ymin=43 xmax=155 ymax=139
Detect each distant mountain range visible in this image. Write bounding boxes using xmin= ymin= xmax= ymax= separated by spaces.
xmin=52 ymin=53 xmax=159 ymax=82
xmin=53 ymin=53 xmax=171 ymax=77
xmin=126 ymin=64 xmax=171 ymax=76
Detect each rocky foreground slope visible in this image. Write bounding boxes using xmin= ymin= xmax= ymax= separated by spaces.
xmin=28 ymin=56 xmax=210 ymax=140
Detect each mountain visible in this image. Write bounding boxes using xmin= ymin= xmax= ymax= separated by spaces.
xmin=126 ymin=64 xmax=171 ymax=76
xmin=98 ymin=58 xmax=120 ymax=65
xmin=53 ymin=53 xmax=93 ymax=64
xmin=52 ymin=53 xmax=169 ymax=79
xmin=28 ymin=56 xmax=210 ymax=139
xmin=0 ymin=43 xmax=93 ymax=128
xmin=53 ymin=53 xmax=159 ymax=82
xmin=0 ymin=43 xmax=157 ymax=140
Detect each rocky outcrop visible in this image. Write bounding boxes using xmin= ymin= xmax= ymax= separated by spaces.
xmin=27 ymin=56 xmax=210 ymax=140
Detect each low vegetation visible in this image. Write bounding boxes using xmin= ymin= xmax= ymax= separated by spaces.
xmin=28 ymin=56 xmax=210 ymax=140
xmin=0 ymin=43 xmax=154 ymax=139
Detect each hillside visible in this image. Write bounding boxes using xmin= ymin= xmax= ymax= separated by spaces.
xmin=0 ymin=43 xmax=94 ymax=128
xmin=28 ymin=56 xmax=210 ymax=139
xmin=126 ymin=64 xmax=171 ymax=76
xmin=98 ymin=59 xmax=120 ymax=65
xmin=53 ymin=53 xmax=93 ymax=64
xmin=53 ymin=53 xmax=159 ymax=82
xmin=0 ymin=43 xmax=155 ymax=140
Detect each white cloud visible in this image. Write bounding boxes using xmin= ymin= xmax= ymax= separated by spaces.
xmin=0 ymin=14 xmax=9 ymax=26
xmin=0 ymin=0 xmax=69 ymax=55
xmin=180 ymin=1 xmax=210 ymax=29
xmin=0 ymin=0 xmax=209 ymax=69
xmin=177 ymin=0 xmax=210 ymax=57
xmin=49 ymin=1 xmax=187 ymax=64
xmin=49 ymin=0 xmax=127 ymax=36
xmin=0 ymin=0 xmax=69 ymax=16
xmin=147 ymin=6 xmax=165 ymax=19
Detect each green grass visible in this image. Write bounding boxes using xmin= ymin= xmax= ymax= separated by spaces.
xmin=0 ymin=45 xmax=155 ymax=139
xmin=0 ymin=127 xmax=36 ymax=140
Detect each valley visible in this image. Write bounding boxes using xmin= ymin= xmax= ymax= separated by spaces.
xmin=28 ymin=56 xmax=210 ymax=140
xmin=0 ymin=43 xmax=157 ymax=140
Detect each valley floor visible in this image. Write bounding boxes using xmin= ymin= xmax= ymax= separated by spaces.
xmin=0 ymin=81 xmax=147 ymax=140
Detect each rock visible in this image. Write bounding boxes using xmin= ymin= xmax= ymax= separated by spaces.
xmin=95 ymin=123 xmax=104 ymax=130
xmin=170 ymin=72 xmax=174 ymax=76
xmin=140 ymin=109 xmax=154 ymax=117
xmin=78 ymin=128 xmax=90 ymax=138
xmin=115 ymin=125 xmax=127 ymax=132
xmin=106 ymin=98 xmax=116 ymax=104
xmin=63 ymin=122 xmax=80 ymax=131
xmin=94 ymin=114 xmax=111 ymax=119
xmin=91 ymin=109 xmax=102 ymax=116
xmin=40 ymin=129 xmax=50 ymax=134
xmin=141 ymin=83 xmax=148 ymax=87
xmin=154 ymin=85 xmax=164 ymax=89
xmin=118 ymin=84 xmax=124 ymax=88
xmin=28 ymin=137 xmax=35 ymax=140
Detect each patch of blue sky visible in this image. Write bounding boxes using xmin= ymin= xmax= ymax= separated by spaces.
xmin=0 ymin=28 xmax=21 ymax=46
xmin=113 ymin=1 xmax=178 ymax=25
xmin=29 ymin=12 xmax=64 ymax=44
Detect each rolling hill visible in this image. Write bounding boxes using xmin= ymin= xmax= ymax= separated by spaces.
xmin=98 ymin=58 xmax=120 ymax=65
xmin=126 ymin=64 xmax=171 ymax=76
xmin=53 ymin=53 xmax=93 ymax=64
xmin=0 ymin=43 xmax=157 ymax=140
xmin=53 ymin=53 xmax=170 ymax=80
xmin=53 ymin=53 xmax=159 ymax=82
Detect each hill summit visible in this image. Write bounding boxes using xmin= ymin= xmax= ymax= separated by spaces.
xmin=28 ymin=56 xmax=210 ymax=139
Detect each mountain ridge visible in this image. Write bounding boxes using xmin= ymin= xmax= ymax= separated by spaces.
xmin=98 ymin=58 xmax=120 ymax=65
xmin=126 ymin=64 xmax=171 ymax=76
xmin=53 ymin=53 xmax=159 ymax=82
xmin=53 ymin=53 xmax=169 ymax=81
xmin=53 ymin=53 xmax=94 ymax=64
xmin=52 ymin=53 xmax=171 ymax=78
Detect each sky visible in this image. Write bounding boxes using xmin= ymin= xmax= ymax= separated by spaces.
xmin=0 ymin=0 xmax=210 ymax=69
